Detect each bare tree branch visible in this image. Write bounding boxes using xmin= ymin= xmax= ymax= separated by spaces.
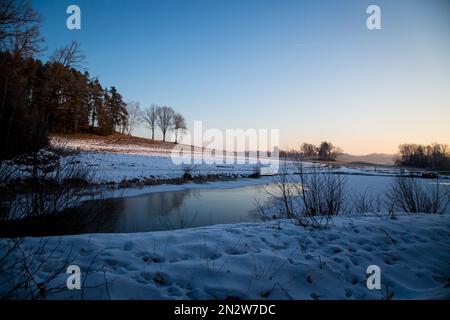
xmin=50 ymin=40 xmax=86 ymax=69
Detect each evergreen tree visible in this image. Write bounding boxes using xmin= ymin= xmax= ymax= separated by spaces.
xmin=108 ymin=86 xmax=128 ymax=133
xmin=87 ymin=78 xmax=103 ymax=131
xmin=97 ymin=88 xmax=114 ymax=135
xmin=0 ymin=1 xmax=132 ymax=159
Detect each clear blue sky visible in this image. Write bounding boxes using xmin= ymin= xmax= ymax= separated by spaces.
xmin=32 ymin=0 xmax=449 ymax=154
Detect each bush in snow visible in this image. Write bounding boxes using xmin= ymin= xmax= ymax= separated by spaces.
xmin=181 ymin=164 xmax=199 ymax=180
xmin=261 ymin=159 xmax=347 ymax=227
xmin=294 ymin=160 xmax=347 ymax=226
xmin=350 ymin=189 xmax=383 ymax=214
xmin=386 ymin=173 xmax=449 ymax=214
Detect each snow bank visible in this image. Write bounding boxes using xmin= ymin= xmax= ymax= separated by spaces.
xmin=1 ymin=214 xmax=449 ymax=300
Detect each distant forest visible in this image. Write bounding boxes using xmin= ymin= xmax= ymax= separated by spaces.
xmin=281 ymin=141 xmax=450 ymax=171
xmin=278 ymin=141 xmax=340 ymax=162
xmin=395 ymin=143 xmax=450 ymax=171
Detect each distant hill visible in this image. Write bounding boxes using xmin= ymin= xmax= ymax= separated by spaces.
xmin=337 ymin=153 xmax=395 ymax=166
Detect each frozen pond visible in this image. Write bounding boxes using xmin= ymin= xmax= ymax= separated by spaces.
xmin=4 ymin=174 xmax=448 ymax=236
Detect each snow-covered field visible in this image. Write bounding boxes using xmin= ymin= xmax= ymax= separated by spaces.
xmin=52 ymin=136 xmax=429 ymax=183
xmin=3 ymin=136 xmax=438 ymax=185
xmin=76 ymin=152 xmax=257 ymax=182
xmin=53 ymin=136 xmax=271 ymax=182
xmin=1 ymin=214 xmax=449 ymax=299
xmin=76 ymin=152 xmax=410 ymax=183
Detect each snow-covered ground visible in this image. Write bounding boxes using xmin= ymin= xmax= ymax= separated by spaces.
xmin=77 ymin=152 xmax=409 ymax=183
xmin=50 ymin=137 xmax=436 ymax=183
xmin=3 ymin=136 xmax=440 ymax=185
xmin=76 ymin=152 xmax=258 ymax=182
xmin=1 ymin=136 xmax=448 ymax=300
xmin=52 ymin=136 xmax=274 ymax=182
xmin=1 ymin=214 xmax=449 ymax=299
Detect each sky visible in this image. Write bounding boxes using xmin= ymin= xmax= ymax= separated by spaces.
xmin=32 ymin=0 xmax=449 ymax=155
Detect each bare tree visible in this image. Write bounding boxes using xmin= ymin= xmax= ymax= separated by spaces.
xmin=142 ymin=104 xmax=158 ymax=140
xmin=156 ymin=106 xmax=175 ymax=142
xmin=270 ymin=161 xmax=295 ymax=218
xmin=0 ymin=0 xmax=44 ymax=57
xmin=50 ymin=40 xmax=86 ymax=69
xmin=172 ymin=112 xmax=187 ymax=143
xmin=350 ymin=189 xmax=382 ymax=214
xmin=125 ymin=101 xmax=142 ymax=135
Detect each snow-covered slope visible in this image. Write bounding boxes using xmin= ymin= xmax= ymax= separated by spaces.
xmin=1 ymin=214 xmax=448 ymax=300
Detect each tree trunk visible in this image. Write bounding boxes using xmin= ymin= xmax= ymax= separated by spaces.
xmin=91 ymin=110 xmax=96 ymax=128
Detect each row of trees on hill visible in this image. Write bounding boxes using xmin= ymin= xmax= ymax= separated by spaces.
xmin=126 ymin=103 xmax=187 ymax=143
xmin=300 ymin=142 xmax=341 ymax=161
xmin=395 ymin=143 xmax=450 ymax=170
xmin=279 ymin=142 xmax=342 ymax=162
